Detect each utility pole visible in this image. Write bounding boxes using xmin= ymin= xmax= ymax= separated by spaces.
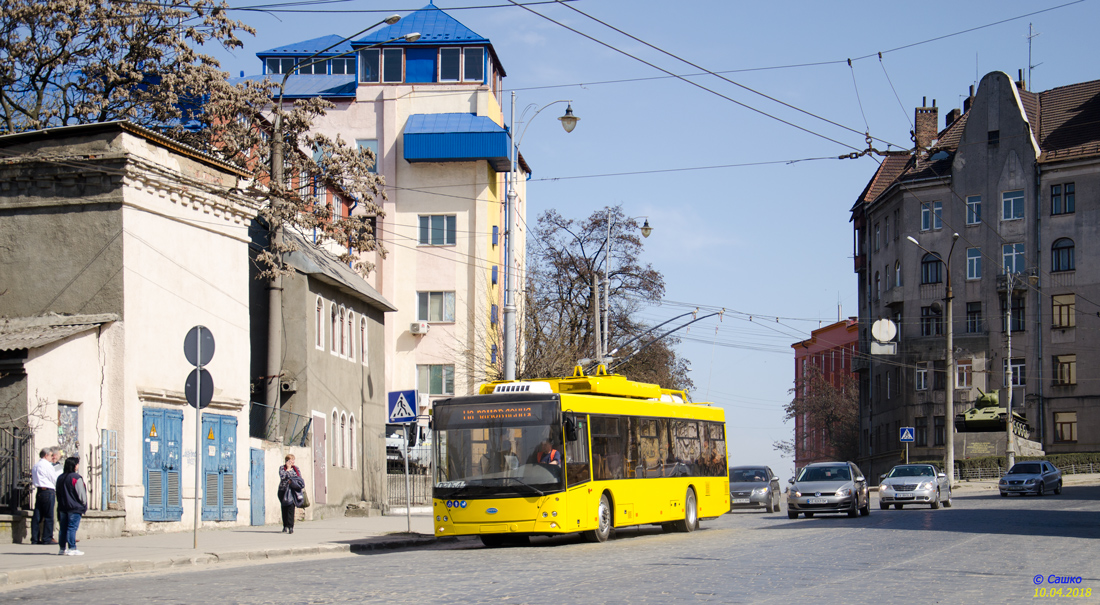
xmin=603 ymin=208 xmax=611 ymax=364
xmin=503 ymin=91 xmax=517 ymax=380
xmin=944 ymin=233 xmax=958 ymax=487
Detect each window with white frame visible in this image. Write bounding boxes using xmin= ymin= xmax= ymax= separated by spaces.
xmin=355 ymin=139 xmax=379 ymax=174
xmin=338 ymin=307 xmax=347 ymax=357
xmin=920 ymin=201 xmax=942 ymax=231
xmin=346 ymin=311 xmax=354 ymax=361
xmin=348 ymin=415 xmax=356 ymax=469
xmin=418 ymin=291 xmax=456 ymax=322
xmin=316 ymin=297 xmax=324 ymax=350
xmin=1052 ymin=238 xmax=1075 ymax=272
xmin=1004 ymin=358 xmax=1025 ymax=387
xmin=332 ymin=410 xmax=340 ymax=466
xmin=360 ymin=48 xmax=380 ymax=82
xmin=895 ymin=260 xmax=902 ymax=287
xmin=382 ymin=48 xmax=403 ymax=82
xmin=1002 ymin=190 xmax=1025 ymax=220
xmin=439 ymin=48 xmax=461 ymax=81
xmin=360 ymin=317 xmax=369 ymax=366
xmin=330 ymin=304 xmax=337 ymax=353
xmin=916 ymin=362 xmax=928 ymax=390
xmin=966 ymin=195 xmax=981 ymax=225
xmin=296 ymin=59 xmax=326 ymax=74
xmin=873 ymin=223 xmax=880 ymax=251
xmin=1002 ymin=243 xmax=1025 ymax=274
xmin=418 ymin=215 xmax=456 ymax=246
xmin=884 ymin=216 xmax=890 ymax=244
xmin=956 ymin=360 xmax=973 ymax=389
xmin=418 ymin=364 xmax=455 ymax=396
xmin=340 ymin=412 xmax=348 ymax=468
xmin=266 ymin=57 xmax=297 ymax=75
xmin=921 ymin=253 xmax=943 ymax=284
xmin=463 ymin=47 xmax=484 ymax=81
xmin=966 ymin=247 xmax=981 ymax=280
xmin=331 ymin=56 xmax=355 ymax=75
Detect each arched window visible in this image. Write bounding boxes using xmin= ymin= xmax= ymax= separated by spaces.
xmin=338 ymin=307 xmax=347 ymax=357
xmin=885 ymin=264 xmax=892 ymax=291
xmin=340 ymin=412 xmax=348 ymax=468
xmin=315 ymin=297 xmax=324 ymax=349
xmin=330 ymin=305 xmax=337 ymax=353
xmin=921 ymin=253 xmax=943 ymax=284
xmin=332 ymin=410 xmax=339 ymax=466
xmin=348 ymin=415 xmax=356 ymax=469
xmin=1052 ymin=238 xmax=1075 ymax=272
xmin=346 ymin=311 xmax=354 ymax=361
xmin=895 ymin=260 xmax=902 ymax=287
xmin=360 ymin=317 xmax=368 ymax=366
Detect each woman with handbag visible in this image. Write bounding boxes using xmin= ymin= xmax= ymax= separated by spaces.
xmin=277 ymin=454 xmax=305 ymax=534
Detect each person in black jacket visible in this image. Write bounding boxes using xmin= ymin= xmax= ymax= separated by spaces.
xmin=278 ymin=454 xmax=304 ymax=534
xmin=55 ymin=457 xmax=87 ymax=556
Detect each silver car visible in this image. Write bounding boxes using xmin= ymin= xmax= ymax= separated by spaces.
xmin=999 ymin=461 xmax=1063 ymax=496
xmin=729 ymin=466 xmax=782 ymax=513
xmin=786 ymin=461 xmax=870 ymax=519
xmin=878 ymin=464 xmax=952 ymax=509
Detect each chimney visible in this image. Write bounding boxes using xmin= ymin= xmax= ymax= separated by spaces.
xmin=945 ymin=107 xmax=962 ymax=128
xmin=1017 ymin=69 xmax=1027 ymax=91
xmin=963 ymin=85 xmax=975 ymax=112
xmin=914 ymin=97 xmax=938 ymax=151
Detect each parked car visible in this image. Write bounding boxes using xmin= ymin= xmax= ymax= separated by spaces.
xmin=999 ymin=461 xmax=1062 ymax=496
xmin=877 ymin=463 xmax=952 ymax=509
xmin=786 ymin=461 xmax=870 ymax=519
xmin=729 ymin=466 xmax=782 ymax=513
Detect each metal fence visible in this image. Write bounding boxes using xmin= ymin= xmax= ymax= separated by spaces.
xmin=387 ymin=473 xmax=433 ymax=507
xmin=249 ymin=402 xmax=312 ymax=446
xmin=955 ymin=462 xmax=1099 ymax=481
xmin=0 ymin=427 xmax=34 ymax=512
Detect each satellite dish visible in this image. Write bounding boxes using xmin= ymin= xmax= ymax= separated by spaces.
xmin=871 ymin=318 xmax=897 ymax=342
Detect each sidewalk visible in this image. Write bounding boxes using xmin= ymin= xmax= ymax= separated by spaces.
xmin=0 ymin=514 xmax=444 ymax=590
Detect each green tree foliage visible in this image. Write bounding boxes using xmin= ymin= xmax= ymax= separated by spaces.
xmin=520 ymin=205 xmax=693 ymax=391
xmin=0 ymin=0 xmax=385 ymax=277
xmin=774 ymin=364 xmax=859 ymax=462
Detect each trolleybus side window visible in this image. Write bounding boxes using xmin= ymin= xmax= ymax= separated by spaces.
xmin=564 ymin=414 xmax=590 ymax=486
xmin=672 ymin=420 xmax=702 ymax=476
xmin=700 ymin=421 xmax=727 ymax=477
xmin=591 ymin=416 xmax=626 ymax=480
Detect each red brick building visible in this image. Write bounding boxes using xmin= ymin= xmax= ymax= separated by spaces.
xmin=791 ymin=318 xmax=859 ymax=469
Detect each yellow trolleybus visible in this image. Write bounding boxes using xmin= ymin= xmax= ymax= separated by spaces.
xmin=431 ymin=367 xmax=728 ymax=546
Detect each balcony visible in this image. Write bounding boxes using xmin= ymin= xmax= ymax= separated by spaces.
xmin=882 ymin=285 xmax=905 ymax=307
xmin=854 ymin=254 xmax=866 ymax=273
xmin=996 ymin=271 xmax=1037 ymax=293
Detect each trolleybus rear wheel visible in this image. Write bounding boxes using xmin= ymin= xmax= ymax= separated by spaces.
xmin=585 ymin=493 xmax=612 ymax=543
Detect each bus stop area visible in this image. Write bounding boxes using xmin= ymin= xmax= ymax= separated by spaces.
xmin=0 ymin=514 xmax=442 ymax=590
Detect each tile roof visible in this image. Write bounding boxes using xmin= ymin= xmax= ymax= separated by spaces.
xmin=0 ymin=314 xmax=118 ymax=352
xmin=1038 ymin=78 xmax=1100 ymax=161
xmin=854 ymin=152 xmax=910 ymax=208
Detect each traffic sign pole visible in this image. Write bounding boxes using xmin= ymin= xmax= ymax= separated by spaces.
xmin=403 ymin=427 xmax=412 ymax=534
xmin=193 ymin=333 xmax=202 ymax=549
xmin=184 ymin=326 xmax=216 ymax=550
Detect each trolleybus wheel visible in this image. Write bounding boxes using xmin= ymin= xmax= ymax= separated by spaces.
xmin=480 ymin=534 xmax=507 ymax=548
xmin=585 ymin=493 xmax=612 ymax=543
xmin=678 ymin=488 xmax=698 ymax=533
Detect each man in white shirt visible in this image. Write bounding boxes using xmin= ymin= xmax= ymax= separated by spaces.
xmin=30 ymin=447 xmax=61 ymax=545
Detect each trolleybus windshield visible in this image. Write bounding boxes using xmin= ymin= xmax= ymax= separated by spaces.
xmin=433 ymin=398 xmax=563 ymax=499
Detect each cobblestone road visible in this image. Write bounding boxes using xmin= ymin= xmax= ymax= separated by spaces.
xmin=7 ymin=485 xmax=1100 ymax=604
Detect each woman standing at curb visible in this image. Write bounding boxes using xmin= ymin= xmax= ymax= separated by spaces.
xmin=278 ymin=454 xmax=305 ymax=534
xmin=55 ymin=457 xmax=87 ymax=556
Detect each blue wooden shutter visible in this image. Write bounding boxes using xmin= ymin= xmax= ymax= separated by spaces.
xmin=492 ymin=225 xmax=498 ymax=246
xmin=164 ymin=410 xmax=184 ymax=521
xmin=492 ymin=265 xmax=498 ymax=284
xmin=220 ymin=415 xmax=238 ymax=521
xmin=142 ymin=409 xmax=166 ymax=521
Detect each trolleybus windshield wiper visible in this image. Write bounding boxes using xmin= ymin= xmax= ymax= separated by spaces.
xmin=499 ymin=476 xmax=544 ymax=496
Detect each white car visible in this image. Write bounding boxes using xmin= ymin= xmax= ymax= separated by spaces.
xmin=999 ymin=461 xmax=1062 ymax=496
xmin=878 ymin=464 xmax=951 ymax=509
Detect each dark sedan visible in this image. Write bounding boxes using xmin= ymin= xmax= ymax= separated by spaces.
xmin=729 ymin=466 xmax=782 ymax=513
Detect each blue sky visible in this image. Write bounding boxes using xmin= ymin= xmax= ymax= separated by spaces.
xmin=206 ymin=0 xmax=1099 ymax=479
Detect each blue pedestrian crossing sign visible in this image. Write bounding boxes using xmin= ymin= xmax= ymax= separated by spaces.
xmin=900 ymin=427 xmax=915 ymax=443
xmin=387 ymin=390 xmax=418 ymax=423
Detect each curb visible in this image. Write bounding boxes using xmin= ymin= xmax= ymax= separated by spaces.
xmin=0 ymin=535 xmax=449 ymax=589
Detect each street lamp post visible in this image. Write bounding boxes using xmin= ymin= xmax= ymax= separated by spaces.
xmin=908 ymin=233 xmax=959 ymax=486
xmin=265 ymin=16 xmax=415 ymax=438
xmin=1004 ymin=272 xmax=1021 ymax=470
xmin=503 ymin=95 xmax=579 ymax=380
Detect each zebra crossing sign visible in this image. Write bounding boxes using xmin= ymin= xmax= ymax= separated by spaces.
xmin=900 ymin=427 xmax=915 ymax=443
xmin=387 ymin=390 xmax=418 ymax=423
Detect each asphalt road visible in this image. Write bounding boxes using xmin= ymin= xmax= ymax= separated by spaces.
xmin=7 ymin=485 xmax=1100 ymax=604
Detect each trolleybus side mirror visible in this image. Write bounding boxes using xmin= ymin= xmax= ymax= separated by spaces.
xmin=563 ymin=416 xmax=578 ymax=442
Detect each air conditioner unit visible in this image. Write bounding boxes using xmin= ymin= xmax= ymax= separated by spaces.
xmin=410 ymin=322 xmax=430 ymax=335
xmin=280 ymin=379 xmax=298 ymax=393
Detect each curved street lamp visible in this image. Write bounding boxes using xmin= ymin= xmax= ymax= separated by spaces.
xmin=503 ymin=96 xmax=580 ymax=380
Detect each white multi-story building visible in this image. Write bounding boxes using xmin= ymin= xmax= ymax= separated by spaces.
xmin=248 ymin=3 xmax=528 ymax=415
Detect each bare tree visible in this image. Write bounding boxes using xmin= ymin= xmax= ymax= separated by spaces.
xmin=521 ymin=205 xmax=692 ymax=390
xmin=773 ymin=365 xmax=859 ymax=462
xmin=0 ymin=0 xmax=385 ymax=277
